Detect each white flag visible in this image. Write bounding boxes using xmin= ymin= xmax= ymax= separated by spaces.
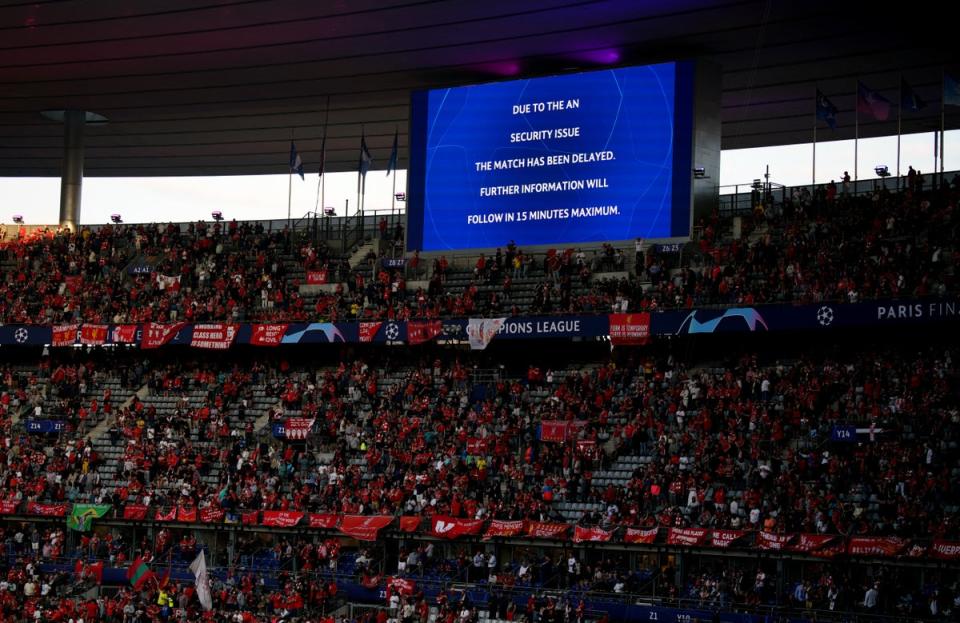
xmin=188 ymin=551 xmax=213 ymax=611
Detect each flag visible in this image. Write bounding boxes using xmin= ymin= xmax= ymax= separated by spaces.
xmin=67 ymin=504 xmax=111 ymax=531
xmin=127 ymin=557 xmax=154 ymax=590
xmin=945 ymin=72 xmax=960 ymax=107
xmin=386 ymin=128 xmax=398 ymax=176
xmin=289 ymin=141 xmax=304 ymax=179
xmin=358 ymin=131 xmax=373 ymax=192
xmin=857 ymin=81 xmax=891 ymax=121
xmin=189 ymin=551 xmax=213 ymax=611
xmin=87 ymin=561 xmax=104 ymax=584
xmin=816 ymin=89 xmax=838 ymax=129
xmin=901 ymin=78 xmax=927 ymax=112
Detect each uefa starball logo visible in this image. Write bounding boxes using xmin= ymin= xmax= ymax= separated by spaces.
xmin=14 ymin=327 xmax=29 ymax=343
xmin=384 ymin=322 xmax=400 ymax=341
xmin=816 ymin=306 xmax=835 ymax=327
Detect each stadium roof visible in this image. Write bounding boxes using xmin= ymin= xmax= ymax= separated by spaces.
xmin=0 ymin=0 xmax=954 ymax=177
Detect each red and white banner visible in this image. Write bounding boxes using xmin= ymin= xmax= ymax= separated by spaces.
xmin=141 ymin=323 xmax=185 ymax=349
xmin=26 ymin=502 xmax=67 ymax=517
xmin=526 ymin=521 xmax=570 ymax=539
xmin=790 ymin=534 xmax=839 ymax=554
xmin=386 ymin=577 xmax=415 ymax=598
xmin=540 ymin=421 xmax=570 ymax=443
xmin=190 ymin=323 xmax=238 ymax=350
xmin=608 ymin=313 xmax=651 ymax=345
xmin=339 ymin=515 xmax=393 ymax=541
xmin=711 ymin=530 xmax=748 ymax=548
xmin=757 ymin=532 xmax=794 ymax=550
xmin=847 ymin=536 xmax=908 ymax=557
xmin=251 ymin=324 xmax=288 ymax=347
xmin=111 ymin=324 xmax=138 ymax=344
xmin=573 ymin=526 xmax=612 ymax=543
xmin=466 ymin=438 xmax=489 ymax=455
xmin=156 ymin=274 xmax=181 ymax=291
xmin=64 ymin=275 xmax=83 ymax=293
xmin=52 ymin=324 xmax=78 ymax=347
xmin=306 ymin=269 xmax=328 ymax=285
xmin=241 ymin=511 xmax=259 ymax=525
xmin=122 ymin=505 xmax=149 ymax=520
xmin=430 ymin=515 xmax=485 ymax=539
xmin=930 ymin=540 xmax=960 ymax=560
xmin=200 ymin=507 xmax=225 ymax=524
xmin=282 ymin=418 xmax=314 ymax=441
xmin=261 ymin=511 xmax=305 ymax=528
xmin=80 ymin=324 xmax=109 ymax=345
xmin=307 ymin=513 xmax=339 ymax=529
xmin=155 ymin=507 xmax=177 ymax=522
xmin=177 ymin=506 xmax=198 ymax=523
xmin=483 ymin=520 xmax=525 ymax=539
xmin=667 ymin=528 xmax=708 ymax=546
xmin=466 ymin=317 xmax=506 ymax=351
xmin=408 ymin=320 xmax=443 ymax=346
xmin=624 ymin=527 xmax=659 ymax=544
xmin=0 ymin=501 xmax=19 ymax=515
xmin=399 ymin=516 xmax=421 ymax=533
xmin=359 ymin=322 xmax=382 ymax=343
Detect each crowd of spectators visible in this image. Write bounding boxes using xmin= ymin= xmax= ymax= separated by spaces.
xmin=2 ymin=178 xmax=957 ymax=324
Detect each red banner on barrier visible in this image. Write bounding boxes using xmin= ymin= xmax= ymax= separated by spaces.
xmin=667 ymin=528 xmax=708 ymax=546
xmin=609 ymin=313 xmax=651 ymax=345
xmin=0 ymin=501 xmax=18 ymax=515
xmin=177 ymin=506 xmax=198 ymax=523
xmin=111 ymin=324 xmax=138 ymax=344
xmin=241 ymin=511 xmax=259 ymax=525
xmin=624 ymin=527 xmax=659 ymax=544
xmin=847 ymin=536 xmax=908 ymax=557
xmin=484 ymin=520 xmax=525 ymax=539
xmin=399 ymin=516 xmax=422 ymax=533
xmin=142 ymin=323 xmax=185 ymax=349
xmin=339 ymin=515 xmax=393 ymax=541
xmin=80 ymin=324 xmax=108 ymax=345
xmin=711 ymin=530 xmax=748 ymax=548
xmin=308 ymin=513 xmax=340 ymax=529
xmin=573 ymin=526 xmax=612 ymax=543
xmin=431 ymin=515 xmax=485 ymax=539
xmin=261 ymin=511 xmax=305 ymax=528
xmin=359 ymin=322 xmax=381 ymax=343
xmin=527 ymin=521 xmax=570 ymax=539
xmin=930 ymin=540 xmax=960 ymax=560
xmin=306 ymin=269 xmax=328 ymax=285
xmin=27 ymin=502 xmax=67 ymax=517
xmin=191 ymin=323 xmax=238 ymax=350
xmin=790 ymin=534 xmax=839 ymax=554
xmin=155 ymin=507 xmax=177 ymax=522
xmin=408 ymin=320 xmax=443 ymax=346
xmin=200 ymin=507 xmax=225 ymax=524
xmin=757 ymin=532 xmax=794 ymax=550
xmin=52 ymin=324 xmax=78 ymax=347
xmin=251 ymin=324 xmax=288 ymax=347
xmin=122 ymin=505 xmax=149 ymax=520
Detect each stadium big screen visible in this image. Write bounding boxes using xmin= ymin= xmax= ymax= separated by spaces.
xmin=406 ymin=61 xmax=696 ymax=252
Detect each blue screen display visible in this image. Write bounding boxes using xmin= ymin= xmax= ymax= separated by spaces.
xmin=406 ymin=61 xmax=694 ymax=252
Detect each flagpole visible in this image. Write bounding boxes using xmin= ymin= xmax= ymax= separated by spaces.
xmin=855 ymin=80 xmax=859 ymax=183
xmin=391 ymin=126 xmax=397 ymax=229
xmin=897 ymin=75 xmax=902 ymax=191
xmin=941 ymin=67 xmax=946 ymax=188
xmin=317 ymin=96 xmax=331 ymax=215
xmin=813 ymin=87 xmax=817 ymax=189
xmin=287 ymin=129 xmax=293 ymax=232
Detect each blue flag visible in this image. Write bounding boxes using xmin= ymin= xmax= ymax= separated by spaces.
xmin=816 ymin=89 xmax=838 ymax=129
xmin=289 ymin=141 xmax=304 ymax=179
xmin=945 ymin=72 xmax=960 ymax=107
xmin=358 ymin=132 xmax=373 ymax=193
xmin=386 ymin=129 xmax=398 ymax=176
xmin=901 ymin=78 xmax=927 ymax=112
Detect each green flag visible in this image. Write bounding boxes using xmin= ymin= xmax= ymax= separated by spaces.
xmin=67 ymin=504 xmax=112 ymax=531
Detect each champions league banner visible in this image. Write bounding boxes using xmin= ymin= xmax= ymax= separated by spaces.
xmin=0 ymin=298 xmax=956 ymax=347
